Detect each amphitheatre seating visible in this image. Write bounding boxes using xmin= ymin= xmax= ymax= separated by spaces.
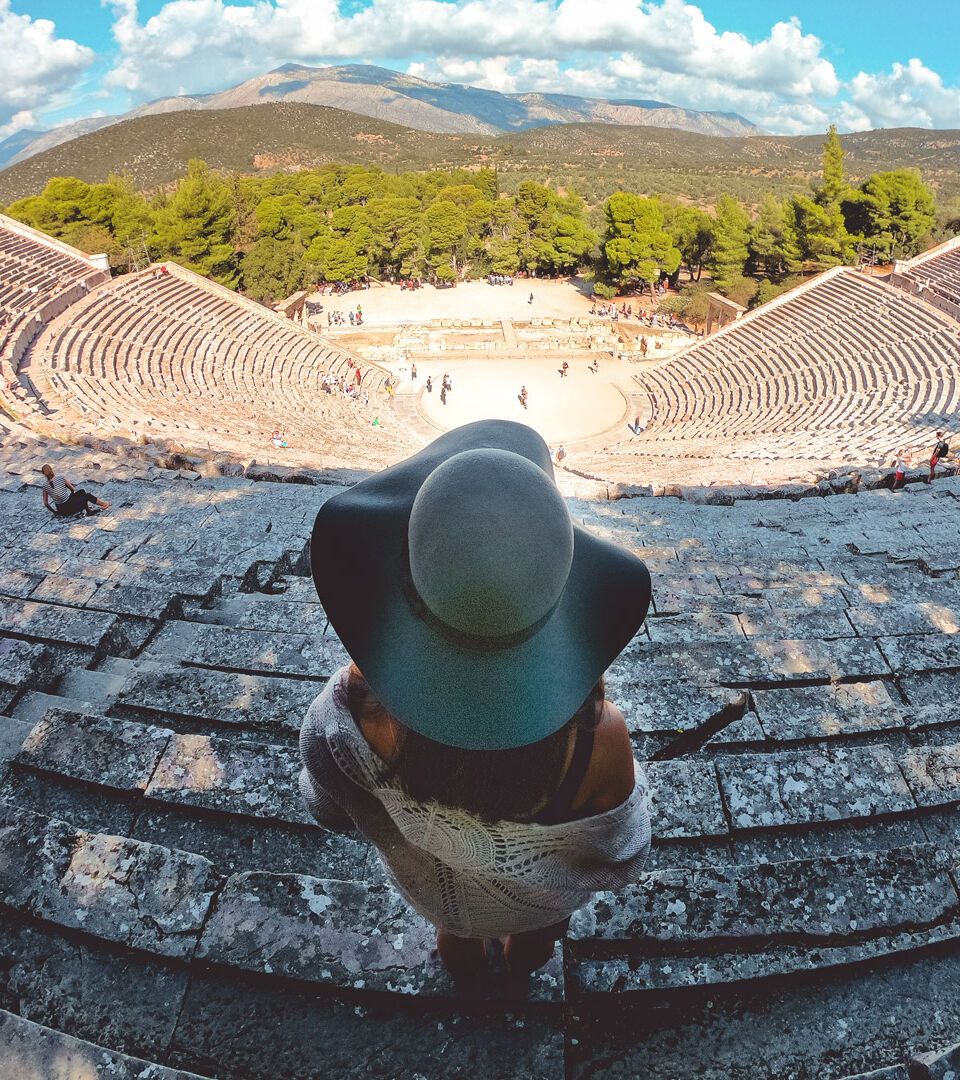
xmin=572 ymin=266 xmax=960 ymax=487
xmin=893 ymin=235 xmax=960 ymax=324
xmin=2 ymin=430 xmax=960 ymax=1076
xmin=0 ymin=216 xmax=109 ymax=424
xmin=17 ymin=262 xmax=418 ymax=472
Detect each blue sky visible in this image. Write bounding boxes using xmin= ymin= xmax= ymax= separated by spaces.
xmin=4 ymin=0 xmax=960 ymax=140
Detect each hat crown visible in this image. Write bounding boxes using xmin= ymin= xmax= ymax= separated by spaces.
xmin=408 ymin=448 xmax=574 ymax=639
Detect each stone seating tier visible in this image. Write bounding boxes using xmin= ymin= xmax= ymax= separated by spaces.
xmin=13 ymin=262 xmax=418 ymax=473
xmin=3 ymin=434 xmax=960 ymax=1077
xmin=585 ymin=267 xmax=960 ymax=486
xmin=0 ymin=217 xmax=109 ymax=406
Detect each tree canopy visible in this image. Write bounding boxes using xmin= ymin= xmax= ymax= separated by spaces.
xmin=601 ymin=193 xmax=681 ymax=292
xmin=1 ymin=130 xmax=953 ymax=306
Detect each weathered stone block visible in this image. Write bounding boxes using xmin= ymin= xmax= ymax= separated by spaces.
xmin=753 ymin=682 xmax=904 ymax=742
xmin=146 ymin=732 xmax=312 ymax=825
xmin=144 ymin=621 xmax=347 ymax=678
xmin=0 ymin=802 xmax=77 ymax=911
xmin=900 ymin=745 xmax=960 ymax=808
xmin=717 ymin=746 xmax=915 ymax=830
xmin=34 ymin=831 xmax=219 ymax=959
xmin=197 ymin=873 xmax=444 ymax=994
xmin=16 ymin=709 xmax=172 ymax=791
xmin=0 ymin=597 xmax=116 ymax=650
xmin=570 ymin=844 xmax=955 ymax=944
xmin=605 ymin=679 xmax=745 ymax=736
xmin=646 ymin=760 xmax=727 ymax=839
xmin=910 ymin=1040 xmax=960 ymax=1080
xmin=0 ymin=637 xmax=48 ymax=689
xmin=116 ymin=665 xmax=318 ymax=735
xmin=0 ymin=1007 xmax=210 ymax=1080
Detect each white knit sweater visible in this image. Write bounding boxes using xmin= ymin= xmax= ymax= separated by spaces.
xmin=298 ymin=666 xmax=652 ymax=938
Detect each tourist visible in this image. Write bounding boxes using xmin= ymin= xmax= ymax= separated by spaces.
xmin=560 ymin=361 xmax=569 ymax=379
xmin=440 ymin=386 xmax=447 ymax=405
xmin=929 ymin=431 xmax=949 ymax=482
xmin=528 ymin=292 xmax=534 ymax=305
xmin=555 ymin=445 xmax=566 ymax=466
xmin=299 ymin=420 xmax=652 ymax=981
xmin=411 ymin=363 xmax=418 ymax=381
xmin=271 ymin=430 xmax=289 ymax=449
xmin=40 ymin=464 xmax=111 ymax=518
xmin=891 ymin=450 xmax=910 ymax=490
xmin=355 ymin=367 xmax=362 ymax=385
xmin=519 ymin=385 xmax=529 ymax=410
xmin=426 ymin=376 xmax=433 ymax=393
xmin=640 ymin=337 xmax=648 ymax=357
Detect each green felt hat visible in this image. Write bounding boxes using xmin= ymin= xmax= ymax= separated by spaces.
xmin=310 ymin=420 xmax=650 ymax=750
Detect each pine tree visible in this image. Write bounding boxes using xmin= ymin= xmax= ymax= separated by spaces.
xmin=749 ymin=194 xmax=802 ymax=279
xmin=707 ymin=195 xmax=751 ymax=289
xmin=153 ymin=160 xmax=238 ymax=286
xmin=601 ymin=193 xmax=681 ymax=294
xmin=804 ymin=125 xmax=854 ymax=266
xmin=819 ymin=124 xmax=846 ymax=211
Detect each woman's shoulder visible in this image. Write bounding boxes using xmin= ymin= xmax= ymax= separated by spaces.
xmin=577 ymin=700 xmax=636 ymax=815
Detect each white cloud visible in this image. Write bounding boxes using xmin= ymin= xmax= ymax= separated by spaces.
xmin=847 ymin=59 xmax=960 ymax=130
xmin=0 ymin=1 xmax=94 ymax=138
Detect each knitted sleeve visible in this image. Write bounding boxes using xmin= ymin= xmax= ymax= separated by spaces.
xmin=298 ymin=705 xmax=353 ymax=830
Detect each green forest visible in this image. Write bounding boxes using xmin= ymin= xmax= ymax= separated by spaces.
xmin=4 ymin=127 xmax=959 ymax=319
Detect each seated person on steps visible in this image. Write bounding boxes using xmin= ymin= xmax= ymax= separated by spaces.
xmin=40 ymin=464 xmax=111 ymax=518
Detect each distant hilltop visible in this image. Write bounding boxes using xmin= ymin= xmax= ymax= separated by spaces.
xmin=0 ymin=62 xmax=762 ymax=169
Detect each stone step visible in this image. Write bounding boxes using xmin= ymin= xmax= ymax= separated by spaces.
xmin=0 ymin=637 xmax=53 ymax=712
xmin=751 ymin=682 xmax=906 ymax=743
xmin=15 ymin=708 xmax=172 ymax=792
xmin=56 ymin=665 xmax=127 ymax=704
xmin=12 ymin=688 xmax=105 ymax=726
xmin=145 ymin=731 xmax=312 ymax=826
xmin=141 ymin=620 xmax=348 ymax=678
xmin=4 ymin=707 xmax=370 ymax=880
xmin=0 ymin=715 xmax=31 ymax=763
xmin=0 ymin=802 xmax=218 ymax=959
xmin=199 ymin=595 xmax=329 ymax=637
xmin=610 ymin=635 xmax=890 ymax=688
xmin=567 ymin=844 xmax=959 ymax=996
xmin=112 ymin=663 xmax=318 ymax=741
xmin=168 ymin=969 xmax=563 ymax=1080
xmin=910 ymin=1041 xmax=960 ymax=1079
xmin=718 ymin=745 xmax=915 ymax=831
xmin=568 ymin=947 xmax=960 ymax=1079
xmin=0 ymin=1008 xmax=215 ymax=1080
xmin=195 ymin=870 xmax=563 ymax=1002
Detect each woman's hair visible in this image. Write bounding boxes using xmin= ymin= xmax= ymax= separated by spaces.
xmin=41 ymin=464 xmax=54 ymax=479
xmin=346 ymin=664 xmax=603 ymax=823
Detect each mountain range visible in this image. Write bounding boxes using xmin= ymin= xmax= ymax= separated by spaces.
xmin=0 ymin=63 xmax=761 ymax=170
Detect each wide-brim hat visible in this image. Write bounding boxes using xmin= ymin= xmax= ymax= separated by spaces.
xmin=311 ymin=419 xmax=650 ymax=750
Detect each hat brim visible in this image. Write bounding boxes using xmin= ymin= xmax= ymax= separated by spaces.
xmin=310 ymin=420 xmax=651 ymax=750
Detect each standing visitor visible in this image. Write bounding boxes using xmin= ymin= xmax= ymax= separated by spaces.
xmin=299 ymin=420 xmax=652 ymax=981
xmin=440 ymin=385 xmax=447 ymax=406
xmin=411 ymin=363 xmax=418 ymax=381
xmin=426 ymin=376 xmax=433 ymax=393
xmin=930 ymin=431 xmax=949 ymax=482
xmin=891 ymin=450 xmax=910 ymax=491
xmin=528 ymin=292 xmax=534 ymax=305
xmin=555 ymin=445 xmax=566 ymax=466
